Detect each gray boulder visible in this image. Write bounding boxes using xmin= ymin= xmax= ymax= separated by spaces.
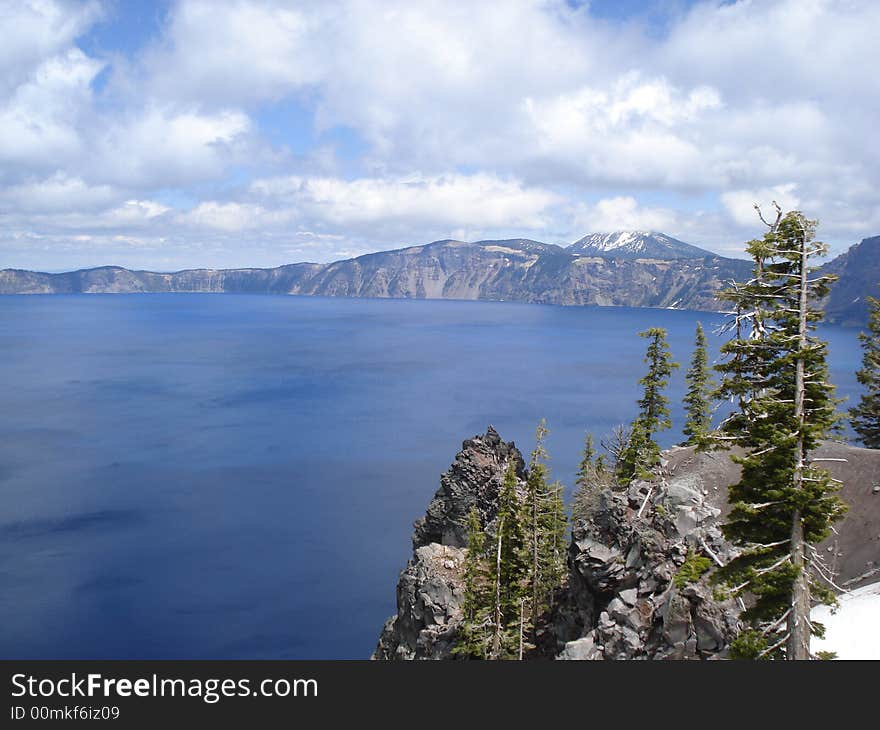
xmin=372 ymin=544 xmax=466 ymax=660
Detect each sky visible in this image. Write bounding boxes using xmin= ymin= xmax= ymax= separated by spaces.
xmin=1 ymin=0 xmax=878 ymax=272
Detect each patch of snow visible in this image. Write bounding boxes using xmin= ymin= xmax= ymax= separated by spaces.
xmin=811 ymin=581 xmax=880 ymax=659
xmin=579 ymin=231 xmax=652 ymax=253
xmin=482 ymin=245 xmax=523 ymax=254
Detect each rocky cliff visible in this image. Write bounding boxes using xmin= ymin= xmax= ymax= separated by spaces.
xmin=554 ymin=472 xmax=740 ymax=660
xmin=374 ymin=429 xmax=880 ymax=660
xmin=820 ymin=235 xmax=880 ymax=326
xmin=0 ymin=262 xmax=322 ymax=295
xmin=373 ymin=428 xmax=739 ymax=661
xmin=373 ymin=427 xmax=525 ymax=660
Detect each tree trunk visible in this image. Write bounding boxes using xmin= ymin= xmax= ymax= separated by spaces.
xmin=532 ymin=493 xmax=539 ymax=647
xmin=492 ymin=519 xmax=503 ymax=659
xmin=787 ymin=229 xmax=811 ymax=660
xmin=788 ymin=510 xmax=811 ymax=659
xmin=519 ymin=598 xmax=524 ymax=661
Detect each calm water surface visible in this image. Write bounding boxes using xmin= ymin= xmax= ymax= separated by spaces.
xmin=0 ymin=295 xmax=864 ymax=658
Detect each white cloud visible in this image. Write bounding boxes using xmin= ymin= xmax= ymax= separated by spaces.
xmin=0 ymin=0 xmax=102 ymax=95
xmin=142 ymin=0 xmax=322 ymax=104
xmin=101 ymin=199 xmax=171 ymax=227
xmin=175 ymin=201 xmax=295 ymax=232
xmin=0 ymin=0 xmax=255 ymax=195
xmin=721 ymin=184 xmax=801 ymax=228
xmin=1 ymin=198 xmax=170 ymax=233
xmin=663 ymin=0 xmax=880 ymax=105
xmin=572 ymin=196 xmax=679 ymax=234
xmin=138 ymin=1 xmax=880 ymax=202
xmin=251 ymin=172 xmax=560 ymax=231
xmin=94 ymin=106 xmax=252 ymax=187
xmin=3 ymin=0 xmax=880 ymax=270
xmin=0 ymin=46 xmax=102 ymax=170
xmin=522 ymin=75 xmax=723 ymax=187
xmin=0 ymin=173 xmax=118 ymax=213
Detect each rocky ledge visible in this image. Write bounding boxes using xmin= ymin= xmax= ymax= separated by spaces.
xmin=555 ymin=475 xmax=739 ymax=659
xmin=374 ymin=427 xmax=740 ymax=660
xmin=374 ymin=428 xmax=880 ymax=660
xmin=374 ymin=427 xmax=525 ymax=660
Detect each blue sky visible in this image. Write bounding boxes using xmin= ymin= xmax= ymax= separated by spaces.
xmin=1 ymin=0 xmax=878 ymax=271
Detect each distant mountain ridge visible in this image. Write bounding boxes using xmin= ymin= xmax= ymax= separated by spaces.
xmin=1 ymin=231 xmax=876 ymax=322
xmin=0 ymin=231 xmax=752 ymax=312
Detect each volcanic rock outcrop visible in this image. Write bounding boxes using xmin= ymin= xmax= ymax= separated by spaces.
xmin=374 ymin=427 xmax=525 ymax=660
xmin=556 ymin=475 xmax=740 ymax=660
xmin=375 ymin=428 xmax=880 ymax=660
xmin=374 ymin=428 xmax=740 ymax=660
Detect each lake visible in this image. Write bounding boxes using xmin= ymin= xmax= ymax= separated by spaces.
xmin=0 ymin=294 xmax=865 ymax=658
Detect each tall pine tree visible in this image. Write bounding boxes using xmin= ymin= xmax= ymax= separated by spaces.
xmin=637 ymin=327 xmax=679 ymax=444
xmin=455 ymin=506 xmax=493 ymax=658
xmin=682 ymin=322 xmax=715 ymax=448
xmin=618 ymin=328 xmax=678 ymax=482
xmin=715 ymin=206 xmax=846 ymax=660
xmin=489 ymin=462 xmax=529 ymax=659
xmin=850 ymin=294 xmax=880 ymax=448
xmin=522 ymin=420 xmax=568 ymax=648
xmin=544 ymin=478 xmax=567 ymax=605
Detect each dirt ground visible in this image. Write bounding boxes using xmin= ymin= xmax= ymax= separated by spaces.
xmin=664 ymin=441 xmax=880 ymax=589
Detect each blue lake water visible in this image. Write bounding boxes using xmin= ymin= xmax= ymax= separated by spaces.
xmin=0 ymin=294 xmax=865 ymax=658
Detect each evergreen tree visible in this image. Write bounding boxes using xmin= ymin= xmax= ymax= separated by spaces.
xmin=575 ymin=432 xmax=596 ymax=488
xmin=616 ymin=328 xmax=679 ymax=483
xmin=850 ymin=294 xmax=880 ymax=448
xmin=456 ymin=443 xmax=568 ymax=661
xmin=682 ymin=322 xmax=715 ymax=448
xmin=714 ymin=231 xmax=778 ymax=440
xmin=545 ymin=479 xmax=568 ymax=601
xmin=524 ymin=420 xmax=548 ymax=648
xmin=454 ymin=506 xmax=493 ymax=658
xmin=615 ymin=419 xmax=654 ymax=484
xmin=489 ymin=461 xmax=529 ymax=658
xmin=572 ymin=431 xmax=613 ymax=520
xmin=522 ymin=420 xmax=568 ymax=648
xmin=600 ymin=423 xmax=632 ymax=473
xmin=714 ymin=206 xmax=846 ymax=660
xmin=636 ymin=327 xmax=679 ymax=444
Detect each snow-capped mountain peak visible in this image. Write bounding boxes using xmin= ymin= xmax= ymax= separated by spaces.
xmin=568 ymin=231 xmax=716 ymax=260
